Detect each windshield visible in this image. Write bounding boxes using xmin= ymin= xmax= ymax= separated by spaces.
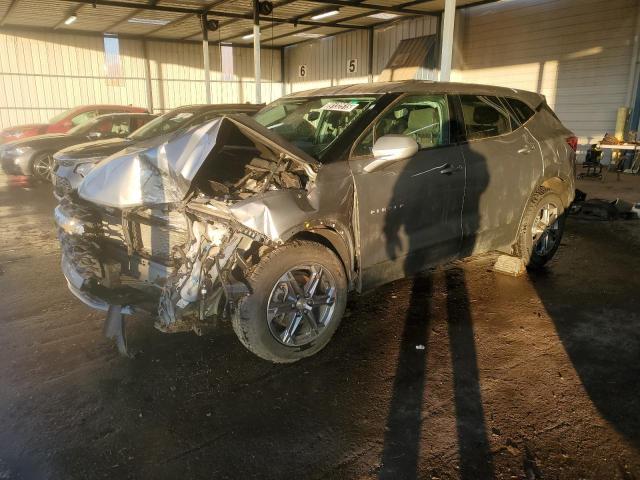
xmin=129 ymin=107 xmax=202 ymax=141
xmin=67 ymin=117 xmax=103 ymax=136
xmin=48 ymin=108 xmax=76 ymax=124
xmin=253 ymin=96 xmax=377 ymax=160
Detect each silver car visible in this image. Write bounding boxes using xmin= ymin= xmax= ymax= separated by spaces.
xmin=55 ymin=81 xmax=576 ymax=363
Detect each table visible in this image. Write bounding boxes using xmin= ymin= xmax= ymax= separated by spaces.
xmin=597 ymin=143 xmax=640 ymax=179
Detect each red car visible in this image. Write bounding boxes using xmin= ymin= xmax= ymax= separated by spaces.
xmin=0 ymin=104 xmax=148 ymax=144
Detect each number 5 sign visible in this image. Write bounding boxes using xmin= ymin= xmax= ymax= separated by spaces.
xmin=347 ymin=59 xmax=358 ymax=74
xmin=298 ymin=65 xmax=307 ymax=77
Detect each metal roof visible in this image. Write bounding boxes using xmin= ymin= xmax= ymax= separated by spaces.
xmin=0 ymin=0 xmax=496 ymax=47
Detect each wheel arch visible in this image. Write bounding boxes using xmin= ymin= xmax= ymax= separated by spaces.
xmin=508 ymin=176 xmax=570 ymax=255
xmin=540 ymin=176 xmax=573 ymax=209
xmin=286 ymin=227 xmax=355 ymax=288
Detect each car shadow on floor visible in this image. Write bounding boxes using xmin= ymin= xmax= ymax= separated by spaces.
xmin=528 ymin=219 xmax=640 ymax=451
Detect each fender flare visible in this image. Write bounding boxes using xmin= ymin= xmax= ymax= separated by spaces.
xmin=281 ymin=222 xmax=356 ymax=287
xmin=509 ymin=176 xmax=572 ymax=254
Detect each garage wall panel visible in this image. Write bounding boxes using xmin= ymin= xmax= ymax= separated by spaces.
xmin=451 ymin=0 xmax=639 ymax=153
xmin=284 ymin=16 xmax=439 ymax=94
xmin=0 ymin=30 xmax=282 ymax=128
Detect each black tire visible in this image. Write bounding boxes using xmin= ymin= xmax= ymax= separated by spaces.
xmin=231 ymin=240 xmax=348 ymax=363
xmin=31 ymin=153 xmax=54 ymax=182
xmin=516 ymin=186 xmax=566 ymax=269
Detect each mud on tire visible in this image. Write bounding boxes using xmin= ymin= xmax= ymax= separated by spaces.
xmin=231 ymin=240 xmax=348 ymax=363
xmin=516 ymin=186 xmax=566 ymax=269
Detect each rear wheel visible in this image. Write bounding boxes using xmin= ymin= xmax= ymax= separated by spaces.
xmin=232 ymin=241 xmax=347 ymax=363
xmin=32 ymin=153 xmax=54 ymax=182
xmin=517 ymin=187 xmax=566 ymax=269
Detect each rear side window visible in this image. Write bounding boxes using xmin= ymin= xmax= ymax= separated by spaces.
xmin=459 ymin=95 xmax=511 ymax=141
xmin=505 ymin=98 xmax=535 ymax=125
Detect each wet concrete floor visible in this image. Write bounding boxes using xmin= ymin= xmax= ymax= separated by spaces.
xmin=0 ymin=173 xmax=638 ymax=479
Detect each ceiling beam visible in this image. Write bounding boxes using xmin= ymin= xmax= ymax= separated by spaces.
xmin=183 ymin=2 xmax=342 ymax=42
xmin=102 ymin=0 xmax=158 ymax=32
xmin=180 ymin=0 xmax=300 ymax=41
xmin=59 ymin=0 xmax=370 ymax=29
xmin=285 ymin=0 xmax=429 ymax=15
xmin=0 ymin=0 xmax=20 ymax=26
xmin=144 ymin=0 xmax=230 ymax=37
xmin=0 ymin=23 xmax=282 ymax=49
xmin=398 ymin=0 xmax=437 ymax=7
xmin=209 ymin=0 xmax=419 ymax=44
xmin=264 ymin=7 xmax=410 ymax=44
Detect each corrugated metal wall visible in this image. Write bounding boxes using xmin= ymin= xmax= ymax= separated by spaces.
xmin=451 ymin=0 xmax=639 ymax=150
xmin=146 ymin=39 xmax=282 ymax=112
xmin=0 ymin=30 xmax=282 ymax=128
xmin=284 ymin=16 xmax=439 ymax=94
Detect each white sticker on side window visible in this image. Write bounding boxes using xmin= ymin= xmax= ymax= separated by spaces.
xmin=321 ymin=102 xmax=358 ymax=112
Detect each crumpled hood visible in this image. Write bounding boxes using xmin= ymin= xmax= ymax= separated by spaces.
xmin=78 ymin=114 xmax=320 ymax=209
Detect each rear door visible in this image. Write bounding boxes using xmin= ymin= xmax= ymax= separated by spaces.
xmin=455 ymin=94 xmax=543 ymax=255
xmin=349 ymin=94 xmax=466 ymax=290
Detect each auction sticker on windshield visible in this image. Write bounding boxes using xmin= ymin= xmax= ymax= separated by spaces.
xmin=321 ymin=102 xmax=358 ymax=112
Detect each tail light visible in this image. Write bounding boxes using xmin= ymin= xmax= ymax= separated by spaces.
xmin=566 ymin=136 xmax=578 ymax=152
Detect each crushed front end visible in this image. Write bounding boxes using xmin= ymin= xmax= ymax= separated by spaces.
xmin=55 ymin=115 xmax=321 ymax=355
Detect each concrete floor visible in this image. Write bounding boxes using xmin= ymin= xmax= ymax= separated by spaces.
xmin=0 ymin=172 xmax=639 ymax=480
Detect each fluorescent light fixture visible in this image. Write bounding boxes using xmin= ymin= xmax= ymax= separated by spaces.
xmin=368 ymin=12 xmax=399 ymax=20
xmin=311 ymin=9 xmax=339 ymax=20
xmin=242 ymin=33 xmax=254 ymax=39
xmin=294 ymin=33 xmax=324 ymax=38
xmin=128 ymin=17 xmax=171 ymax=25
xmin=64 ymin=15 xmax=77 ymax=25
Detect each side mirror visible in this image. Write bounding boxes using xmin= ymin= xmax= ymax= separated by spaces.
xmin=87 ymin=131 xmax=103 ymax=140
xmin=364 ymin=135 xmax=418 ymax=173
xmin=307 ymin=111 xmax=320 ymax=122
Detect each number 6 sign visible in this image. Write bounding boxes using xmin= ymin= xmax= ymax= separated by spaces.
xmin=298 ymin=65 xmax=307 ymax=77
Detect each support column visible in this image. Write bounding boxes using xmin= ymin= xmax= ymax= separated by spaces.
xmin=367 ymin=27 xmax=374 ymax=83
xmin=439 ymin=0 xmax=456 ymax=82
xmin=200 ymin=14 xmax=212 ymax=104
xmin=280 ymin=47 xmax=286 ymax=97
xmin=142 ymin=40 xmax=154 ymax=113
xmin=253 ymin=0 xmax=262 ymax=104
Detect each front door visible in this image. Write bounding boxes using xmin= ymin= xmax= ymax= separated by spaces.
xmin=349 ymin=94 xmax=466 ymax=291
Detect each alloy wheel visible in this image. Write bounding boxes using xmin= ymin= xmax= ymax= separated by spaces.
xmin=531 ymin=202 xmax=560 ymax=257
xmin=33 ymin=154 xmax=54 ymax=182
xmin=266 ymin=264 xmax=337 ymax=347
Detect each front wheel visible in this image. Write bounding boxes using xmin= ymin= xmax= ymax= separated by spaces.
xmin=517 ymin=187 xmax=566 ymax=269
xmin=32 ymin=153 xmax=54 ymax=182
xmin=232 ymin=241 xmax=348 ymax=363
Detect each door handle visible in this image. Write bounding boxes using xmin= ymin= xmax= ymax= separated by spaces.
xmin=518 ymin=145 xmax=535 ymax=155
xmin=439 ymin=164 xmax=463 ymax=175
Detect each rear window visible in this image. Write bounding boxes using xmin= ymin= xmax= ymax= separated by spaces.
xmin=505 ymin=98 xmax=535 ymax=125
xmin=459 ymin=95 xmax=511 ymax=141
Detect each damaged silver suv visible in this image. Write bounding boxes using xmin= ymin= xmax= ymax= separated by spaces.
xmin=55 ymin=81 xmax=576 ymax=362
